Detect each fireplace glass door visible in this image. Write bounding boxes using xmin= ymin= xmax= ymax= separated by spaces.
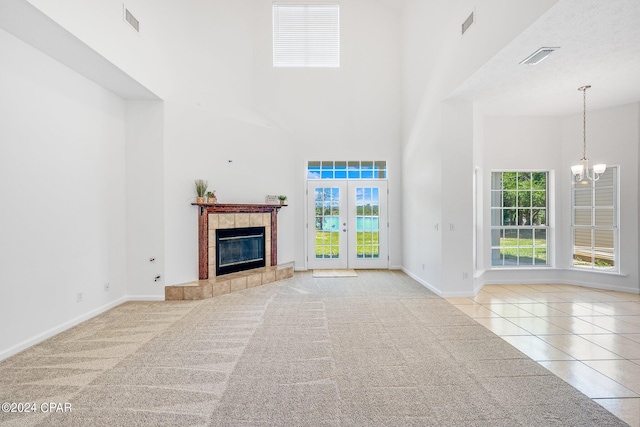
xmin=216 ymin=227 xmax=266 ymax=275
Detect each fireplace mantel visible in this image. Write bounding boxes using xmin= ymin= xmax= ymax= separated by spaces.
xmin=192 ymin=203 xmax=286 ymax=280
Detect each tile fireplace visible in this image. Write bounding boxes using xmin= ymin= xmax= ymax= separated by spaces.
xmin=164 ymin=203 xmax=293 ymax=301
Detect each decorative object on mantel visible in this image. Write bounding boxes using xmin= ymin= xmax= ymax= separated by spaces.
xmin=278 ymin=195 xmax=287 ymax=205
xmin=194 ymin=179 xmax=208 ymax=204
xmin=205 ymin=190 xmax=217 ymax=204
xmin=265 ymin=195 xmax=280 ymax=204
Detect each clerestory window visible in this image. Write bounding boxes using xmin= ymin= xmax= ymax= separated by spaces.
xmin=273 ymin=2 xmax=340 ymax=68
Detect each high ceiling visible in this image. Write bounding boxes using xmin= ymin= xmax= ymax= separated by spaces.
xmin=449 ymin=0 xmax=640 ymax=116
xmin=376 ymin=0 xmax=406 ymax=10
xmin=3 ymin=0 xmax=638 ymax=113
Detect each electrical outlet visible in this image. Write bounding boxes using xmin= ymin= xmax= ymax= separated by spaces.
xmin=76 ymin=292 xmax=83 ymax=302
xmin=104 ymin=282 xmax=110 ymax=292
xmin=422 ymin=263 xmax=425 ymax=270
xmin=463 ymin=272 xmax=469 ymax=280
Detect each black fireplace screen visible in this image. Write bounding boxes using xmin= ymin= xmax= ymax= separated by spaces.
xmin=216 ymin=227 xmax=266 ymax=276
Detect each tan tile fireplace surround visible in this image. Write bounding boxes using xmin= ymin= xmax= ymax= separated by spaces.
xmin=165 ymin=203 xmax=293 ymax=301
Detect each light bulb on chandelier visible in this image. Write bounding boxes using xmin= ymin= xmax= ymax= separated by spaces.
xmin=572 ymin=85 xmax=605 ymax=182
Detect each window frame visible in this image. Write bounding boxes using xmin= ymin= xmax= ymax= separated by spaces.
xmin=490 ymin=170 xmax=550 ymax=268
xmin=307 ymin=160 xmax=387 ymax=180
xmin=571 ymin=165 xmax=619 ymax=272
xmin=272 ymin=1 xmax=340 ymax=68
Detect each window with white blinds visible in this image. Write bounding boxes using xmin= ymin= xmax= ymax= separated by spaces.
xmin=572 ymin=166 xmax=619 ymax=271
xmin=273 ymin=2 xmax=340 ymax=68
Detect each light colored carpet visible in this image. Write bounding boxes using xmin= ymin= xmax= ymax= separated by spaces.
xmin=313 ymin=269 xmax=358 ymax=277
xmin=0 ymin=271 xmax=627 ymax=426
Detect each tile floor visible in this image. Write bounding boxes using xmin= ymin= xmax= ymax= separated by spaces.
xmin=446 ymin=283 xmax=640 ymax=427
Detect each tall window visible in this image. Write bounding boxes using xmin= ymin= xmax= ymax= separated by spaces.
xmin=273 ymin=2 xmax=340 ymax=68
xmin=572 ymin=166 xmax=618 ymax=271
xmin=491 ymin=172 xmax=548 ymax=267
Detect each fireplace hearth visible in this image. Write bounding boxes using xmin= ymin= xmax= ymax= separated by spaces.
xmin=165 ymin=202 xmax=293 ymax=301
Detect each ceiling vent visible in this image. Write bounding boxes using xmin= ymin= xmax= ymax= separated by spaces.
xmin=461 ymin=12 xmax=474 ymax=35
xmin=124 ymin=6 xmax=140 ymax=33
xmin=520 ymin=47 xmax=559 ymax=65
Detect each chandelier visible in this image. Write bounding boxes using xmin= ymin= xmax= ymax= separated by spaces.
xmin=571 ymin=85 xmax=606 ymax=182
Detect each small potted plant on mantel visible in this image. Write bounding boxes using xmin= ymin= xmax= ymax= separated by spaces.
xmin=195 ymin=179 xmax=208 ymax=204
xmin=278 ymin=195 xmax=287 ymax=205
xmin=206 ymin=190 xmax=217 ymax=204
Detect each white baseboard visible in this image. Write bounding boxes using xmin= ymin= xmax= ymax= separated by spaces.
xmin=126 ymin=295 xmax=165 ymax=301
xmin=474 ymin=271 xmax=639 ymax=295
xmin=401 ymin=268 xmax=480 ymax=297
xmin=295 ymin=265 xmax=403 ymax=272
xmin=401 ymin=267 xmax=442 ymax=296
xmin=0 ymin=294 xmax=166 ymax=362
xmin=0 ymin=296 xmax=127 ymax=361
xmin=557 ymin=280 xmax=639 ymax=295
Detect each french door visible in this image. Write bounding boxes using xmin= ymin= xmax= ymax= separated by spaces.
xmin=307 ymin=180 xmax=388 ymax=269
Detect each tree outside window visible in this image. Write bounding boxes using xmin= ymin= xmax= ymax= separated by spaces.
xmin=491 ymin=171 xmax=548 ymax=267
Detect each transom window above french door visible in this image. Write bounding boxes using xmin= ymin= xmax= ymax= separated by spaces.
xmin=307 ymin=160 xmax=387 ymax=179
xmin=491 ymin=171 xmax=549 ymax=267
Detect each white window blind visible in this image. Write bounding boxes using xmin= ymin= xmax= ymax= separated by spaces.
xmin=273 ymin=2 xmax=340 ymax=68
xmin=571 ymin=166 xmax=618 ymax=271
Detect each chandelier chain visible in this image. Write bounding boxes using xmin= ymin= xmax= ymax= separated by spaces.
xmin=573 ymin=84 xmax=604 ymax=182
xmin=583 ymin=86 xmax=587 ymax=159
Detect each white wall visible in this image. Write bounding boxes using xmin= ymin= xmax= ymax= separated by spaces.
xmin=163 ymin=101 xmax=298 ymax=284
xmin=476 ymin=104 xmax=640 ymax=294
xmin=22 ymin=0 xmax=258 ymax=108
xmin=23 ymin=0 xmax=167 ymax=98
xmin=126 ymin=101 xmax=165 ymax=297
xmin=559 ymin=103 xmax=639 ymax=293
xmin=163 ymin=0 xmax=403 ymax=282
xmin=0 ymin=28 xmax=128 ymax=358
xmin=23 ymin=0 xmax=404 ymax=283
xmin=441 ymin=101 xmax=475 ymax=295
xmin=400 ymin=0 xmax=559 ymax=296
xmin=473 ymin=104 xmax=486 ymax=278
xmin=251 ymin=0 xmax=403 ymax=271
xmin=478 ymin=115 xmax=564 ymax=284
